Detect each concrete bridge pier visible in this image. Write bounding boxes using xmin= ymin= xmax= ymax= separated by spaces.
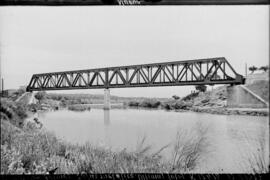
xmin=104 ymin=88 xmax=111 ymax=110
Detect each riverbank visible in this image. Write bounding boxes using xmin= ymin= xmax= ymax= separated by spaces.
xmin=1 ymin=119 xmax=172 ymax=174
xmin=0 ymin=98 xmax=214 ymax=174
xmin=190 ymin=107 xmax=269 ymax=116
xmin=127 ymin=85 xmax=269 ymax=116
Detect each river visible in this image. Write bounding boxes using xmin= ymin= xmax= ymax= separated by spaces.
xmin=32 ymin=108 xmax=269 ymax=173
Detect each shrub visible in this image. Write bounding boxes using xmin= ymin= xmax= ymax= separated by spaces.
xmin=34 ymin=91 xmax=47 ymax=104
xmin=139 ymin=100 xmax=161 ymax=108
xmin=172 ymin=101 xmax=193 ymax=110
xmin=0 ymin=99 xmax=26 ymax=128
xmin=68 ymin=105 xmax=91 ymax=111
xmin=195 ymin=85 xmax=207 ymax=92
xmin=249 ymin=66 xmax=258 ymax=74
xmin=172 ymin=95 xmax=180 ymax=100
xmin=1 ymin=121 xmax=22 ymax=146
xmin=13 ymin=102 xmax=28 ymax=120
xmin=27 ymin=103 xmax=40 ymax=112
xmin=182 ymin=92 xmax=199 ymax=101
xmin=259 ymin=66 xmax=269 ymax=72
xmin=163 ymin=104 xmax=172 ymax=110
xmin=128 ymin=101 xmax=140 ymax=107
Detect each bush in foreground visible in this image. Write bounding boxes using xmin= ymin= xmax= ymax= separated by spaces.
xmin=0 ymin=99 xmax=27 ymax=128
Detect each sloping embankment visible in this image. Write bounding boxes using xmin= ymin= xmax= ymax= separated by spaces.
xmin=245 ymin=80 xmax=269 ymax=103
xmin=183 ymin=83 xmax=269 ymax=116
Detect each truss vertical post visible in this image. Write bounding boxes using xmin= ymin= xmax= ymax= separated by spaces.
xmin=223 ymin=62 xmax=226 ymax=79
xmin=126 ymin=69 xmax=129 ymax=85
xmin=105 ymin=69 xmax=109 ymax=88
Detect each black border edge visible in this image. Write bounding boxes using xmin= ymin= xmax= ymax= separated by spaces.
xmin=0 ymin=0 xmax=269 ymax=6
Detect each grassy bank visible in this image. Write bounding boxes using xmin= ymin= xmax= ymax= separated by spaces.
xmin=2 ymin=119 xmax=218 ymax=174
xmin=1 ymin=119 xmax=167 ymax=174
xmin=0 ymin=98 xmax=213 ymax=174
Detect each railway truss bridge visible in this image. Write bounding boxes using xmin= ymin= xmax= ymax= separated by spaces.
xmin=26 ymin=57 xmax=245 ymax=109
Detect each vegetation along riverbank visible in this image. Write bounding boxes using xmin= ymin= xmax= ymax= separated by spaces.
xmin=1 ymin=80 xmax=268 ymax=174
xmin=22 ymin=79 xmax=269 ymax=116
xmin=127 ymin=82 xmax=269 ymax=116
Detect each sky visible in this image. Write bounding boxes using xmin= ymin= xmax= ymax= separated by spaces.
xmin=0 ymin=6 xmax=269 ymax=98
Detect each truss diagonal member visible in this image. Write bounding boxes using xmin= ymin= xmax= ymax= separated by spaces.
xmin=187 ymin=64 xmax=199 ymax=81
xmin=27 ymin=77 xmax=35 ymax=88
xmin=151 ymin=66 xmax=162 ymax=83
xmin=176 ymin=65 xmax=186 ymax=81
xmin=223 ymin=58 xmax=238 ymax=75
xmin=97 ymin=72 xmax=105 ymax=84
xmin=128 ymin=68 xmax=139 ymax=84
xmin=209 ymin=61 xmax=225 ymax=80
xmin=162 ymin=66 xmax=173 ymax=82
xmin=72 ymin=73 xmax=81 ymax=86
xmin=193 ymin=63 xmax=204 ymax=80
xmin=64 ymin=73 xmax=72 ymax=87
xmin=164 ymin=65 xmax=176 ymax=81
xmin=79 ymin=73 xmax=88 ymax=86
xmin=89 ymin=72 xmax=98 ymax=86
xmin=204 ymin=61 xmax=217 ymax=80
xmin=56 ymin=74 xmax=64 ymax=87
xmin=179 ymin=64 xmax=188 ymax=81
xmin=41 ymin=75 xmax=48 ymax=87
xmin=37 ymin=76 xmax=43 ymax=88
xmin=108 ymin=71 xmax=117 ymax=84
xmin=139 ymin=68 xmax=149 ymax=83
xmin=48 ymin=75 xmax=57 ymax=87
xmin=30 ymin=76 xmax=39 ymax=88
xmin=116 ymin=69 xmax=127 ymax=84
xmin=210 ymin=61 xmax=230 ymax=80
xmin=44 ymin=75 xmax=52 ymax=88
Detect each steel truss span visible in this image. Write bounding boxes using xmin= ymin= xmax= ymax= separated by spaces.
xmin=26 ymin=57 xmax=245 ymax=92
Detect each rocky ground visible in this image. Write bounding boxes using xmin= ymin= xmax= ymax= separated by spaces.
xmin=186 ymin=85 xmax=268 ymax=116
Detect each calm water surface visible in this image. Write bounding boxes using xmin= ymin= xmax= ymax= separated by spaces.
xmin=33 ymin=109 xmax=269 ymax=173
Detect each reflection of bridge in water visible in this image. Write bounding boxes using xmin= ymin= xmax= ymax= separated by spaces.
xmin=26 ymin=57 xmax=245 ymax=109
xmin=104 ymin=110 xmax=110 ymax=126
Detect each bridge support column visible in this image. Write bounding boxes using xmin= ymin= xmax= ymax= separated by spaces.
xmin=104 ymin=88 xmax=110 ymax=110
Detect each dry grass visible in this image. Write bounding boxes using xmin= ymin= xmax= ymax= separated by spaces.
xmin=240 ymin=131 xmax=269 ymax=173
xmin=170 ymin=122 xmax=210 ymax=173
xmin=1 ymin=119 xmax=212 ymax=174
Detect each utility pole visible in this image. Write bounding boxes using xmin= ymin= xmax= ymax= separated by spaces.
xmin=1 ymin=78 xmax=4 ymax=96
xmin=1 ymin=78 xmax=3 ymax=93
xmin=245 ymin=63 xmax=247 ymax=77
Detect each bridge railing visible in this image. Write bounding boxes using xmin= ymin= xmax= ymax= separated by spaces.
xmin=26 ymin=57 xmax=245 ymax=92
